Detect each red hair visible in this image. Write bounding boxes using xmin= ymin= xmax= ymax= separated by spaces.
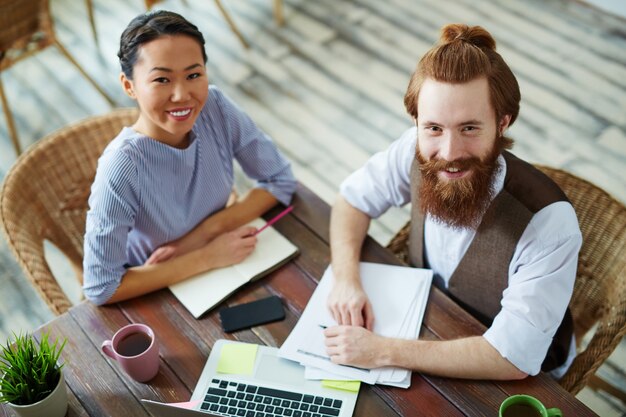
xmin=404 ymin=24 xmax=520 ymax=142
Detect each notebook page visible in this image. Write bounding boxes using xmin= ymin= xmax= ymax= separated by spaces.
xmin=169 ymin=267 xmax=249 ymax=318
xmin=169 ymin=218 xmax=297 ymax=318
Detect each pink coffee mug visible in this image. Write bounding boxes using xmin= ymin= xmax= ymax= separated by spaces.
xmin=101 ymin=323 xmax=159 ymax=382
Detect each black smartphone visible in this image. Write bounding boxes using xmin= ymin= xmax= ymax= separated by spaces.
xmin=219 ymin=295 xmax=285 ymax=333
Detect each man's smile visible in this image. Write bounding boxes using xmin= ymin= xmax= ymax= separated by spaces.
xmin=439 ymin=167 xmax=470 ymax=180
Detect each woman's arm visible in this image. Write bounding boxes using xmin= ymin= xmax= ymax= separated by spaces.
xmin=145 ymin=188 xmax=278 ymax=264
xmin=105 ymin=225 xmax=257 ymax=304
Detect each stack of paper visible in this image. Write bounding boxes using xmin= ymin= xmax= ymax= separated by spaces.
xmin=278 ymin=262 xmax=432 ymax=388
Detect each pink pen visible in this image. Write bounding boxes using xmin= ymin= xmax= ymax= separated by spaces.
xmin=253 ymin=206 xmax=294 ymax=236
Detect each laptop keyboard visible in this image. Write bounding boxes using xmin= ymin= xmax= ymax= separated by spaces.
xmin=200 ymin=378 xmax=344 ymax=417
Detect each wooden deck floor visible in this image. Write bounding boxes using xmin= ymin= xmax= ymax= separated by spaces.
xmin=0 ymin=0 xmax=625 ymax=414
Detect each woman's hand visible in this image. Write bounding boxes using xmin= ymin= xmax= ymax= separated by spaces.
xmin=144 ymin=233 xmax=203 ymax=265
xmin=145 ymin=243 xmax=180 ymax=265
xmin=327 ymin=279 xmax=375 ymax=330
xmin=201 ymin=226 xmax=258 ymax=269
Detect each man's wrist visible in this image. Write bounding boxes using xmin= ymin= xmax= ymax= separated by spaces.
xmin=376 ymin=337 xmax=398 ymax=368
xmin=330 ymin=260 xmax=361 ymax=284
xmin=383 ymin=338 xmax=418 ymax=368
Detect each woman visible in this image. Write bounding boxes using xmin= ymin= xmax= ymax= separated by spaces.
xmin=83 ymin=10 xmax=296 ymax=305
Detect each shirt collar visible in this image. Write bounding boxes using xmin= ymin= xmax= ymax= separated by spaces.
xmin=491 ymin=154 xmax=506 ymax=198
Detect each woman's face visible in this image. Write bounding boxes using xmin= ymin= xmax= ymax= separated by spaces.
xmin=120 ymin=35 xmax=209 ymax=147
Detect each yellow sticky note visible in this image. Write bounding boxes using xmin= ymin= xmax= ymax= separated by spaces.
xmin=217 ymin=343 xmax=258 ymax=375
xmin=321 ymin=380 xmax=361 ymax=393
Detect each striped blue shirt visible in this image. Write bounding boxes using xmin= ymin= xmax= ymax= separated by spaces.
xmin=83 ymin=86 xmax=296 ymax=305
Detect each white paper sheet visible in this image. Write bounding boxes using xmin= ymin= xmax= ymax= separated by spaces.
xmin=279 ymin=262 xmax=432 ymax=387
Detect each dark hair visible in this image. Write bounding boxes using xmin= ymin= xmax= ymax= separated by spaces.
xmin=404 ymin=24 xmax=520 ymax=143
xmin=118 ymin=10 xmax=208 ymax=79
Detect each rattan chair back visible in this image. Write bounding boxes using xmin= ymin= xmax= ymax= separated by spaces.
xmin=535 ymin=166 xmax=626 ymax=394
xmin=386 ymin=165 xmax=626 ymax=394
xmin=0 ymin=108 xmax=138 ymax=314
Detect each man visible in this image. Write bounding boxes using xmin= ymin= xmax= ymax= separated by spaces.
xmin=325 ymin=23 xmax=581 ymax=380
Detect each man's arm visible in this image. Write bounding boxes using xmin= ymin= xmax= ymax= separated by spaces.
xmin=324 ymin=326 xmax=527 ymax=380
xmin=328 ymin=128 xmax=416 ymax=329
xmin=328 ymin=196 xmax=375 ymax=329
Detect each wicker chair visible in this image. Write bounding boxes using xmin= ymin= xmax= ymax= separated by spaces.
xmin=386 ymin=165 xmax=626 ymax=395
xmin=0 ymin=0 xmax=115 ymax=156
xmin=0 ymin=108 xmax=138 ymax=315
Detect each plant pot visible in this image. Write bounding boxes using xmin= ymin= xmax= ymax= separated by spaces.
xmin=5 ymin=370 xmax=68 ymax=417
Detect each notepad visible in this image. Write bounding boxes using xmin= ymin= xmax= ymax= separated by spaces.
xmin=321 ymin=380 xmax=361 ymax=392
xmin=169 ymin=218 xmax=299 ymax=318
xmin=217 ymin=343 xmax=258 ymax=375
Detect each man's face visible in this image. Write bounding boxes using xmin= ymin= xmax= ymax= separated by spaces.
xmin=415 ymin=77 xmax=510 ymax=229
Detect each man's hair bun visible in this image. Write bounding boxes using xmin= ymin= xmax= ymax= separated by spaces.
xmin=440 ymin=23 xmax=496 ymax=51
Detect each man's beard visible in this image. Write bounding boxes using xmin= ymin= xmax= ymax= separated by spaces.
xmin=416 ymin=142 xmax=503 ymax=230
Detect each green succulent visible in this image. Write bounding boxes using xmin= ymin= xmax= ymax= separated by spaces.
xmin=0 ymin=332 xmax=67 ymax=405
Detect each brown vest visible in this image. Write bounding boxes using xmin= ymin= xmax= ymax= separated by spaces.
xmin=408 ymin=151 xmax=573 ymax=372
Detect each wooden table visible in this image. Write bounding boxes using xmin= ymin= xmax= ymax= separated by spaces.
xmin=0 ymin=184 xmax=597 ymax=416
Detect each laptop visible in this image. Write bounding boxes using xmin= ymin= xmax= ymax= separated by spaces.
xmin=142 ymin=339 xmax=359 ymax=417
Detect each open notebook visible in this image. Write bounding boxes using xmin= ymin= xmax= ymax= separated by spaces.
xmin=169 ymin=218 xmax=299 ymax=318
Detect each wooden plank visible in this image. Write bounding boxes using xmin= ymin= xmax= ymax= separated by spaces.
xmin=227 ymin=1 xmax=405 ymax=116
xmin=496 ymin=0 xmax=626 ymax=67
xmin=68 ymin=302 xmax=192 ymax=402
xmin=32 ymin=313 xmax=149 ymax=416
xmin=281 ymin=53 xmax=408 ymax=139
xmin=470 ymin=0 xmax=626 ymax=81
xmin=115 ymin=291 xmax=213 ymax=391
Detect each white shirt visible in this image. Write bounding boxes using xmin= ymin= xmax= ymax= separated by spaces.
xmin=340 ymin=127 xmax=582 ymax=377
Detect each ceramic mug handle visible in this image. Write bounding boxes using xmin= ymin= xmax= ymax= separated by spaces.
xmin=101 ymin=340 xmax=117 ymax=360
xmin=546 ymin=408 xmax=562 ymax=417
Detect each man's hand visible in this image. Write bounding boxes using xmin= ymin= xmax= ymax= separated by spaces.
xmin=327 ymin=280 xmax=375 ymax=330
xmin=200 ymin=226 xmax=258 ymax=269
xmin=324 ymin=325 xmax=386 ymax=369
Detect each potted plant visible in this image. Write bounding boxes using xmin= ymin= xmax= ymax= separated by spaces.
xmin=0 ymin=332 xmax=68 ymax=417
